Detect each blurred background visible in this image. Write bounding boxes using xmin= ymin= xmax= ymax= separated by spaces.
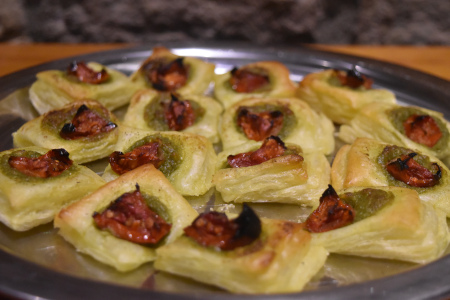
xmin=2 ymin=0 xmax=449 ymax=45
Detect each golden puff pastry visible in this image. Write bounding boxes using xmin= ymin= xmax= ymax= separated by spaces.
xmin=102 ymin=127 xmax=217 ymax=196
xmin=309 ymin=186 xmax=449 ymax=264
xmin=296 ymin=69 xmax=396 ymax=124
xmin=54 ymin=164 xmax=198 ymax=272
xmin=130 ymin=46 xmax=215 ymax=96
xmin=213 ymin=139 xmax=330 ymax=206
xmin=29 ymin=62 xmax=140 ymax=114
xmin=331 ymin=138 xmax=450 ymax=217
xmin=338 ymin=102 xmax=450 ymax=160
xmin=219 ymin=97 xmax=335 ymax=154
xmin=0 ymin=146 xmax=105 ymax=231
xmin=155 ymin=217 xmax=328 ymax=294
xmin=12 ymin=100 xmax=120 ymax=164
xmin=123 ymin=90 xmax=223 ymax=144
xmin=214 ymin=61 xmax=297 ymax=109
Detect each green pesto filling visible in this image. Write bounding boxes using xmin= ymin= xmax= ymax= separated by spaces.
xmin=234 ymin=104 xmax=297 ymax=140
xmin=327 ymin=71 xmax=367 ymax=91
xmin=377 ymin=145 xmax=443 ymax=193
xmin=0 ymin=150 xmax=76 ymax=183
xmin=41 ymin=104 xmax=115 ymax=143
xmin=340 ymin=188 xmax=394 ymax=222
xmin=143 ymin=94 xmax=205 ymax=131
xmin=126 ymin=135 xmax=181 ymax=177
xmin=141 ymin=192 xmax=171 ymax=224
xmin=388 ymin=107 xmax=449 ymax=151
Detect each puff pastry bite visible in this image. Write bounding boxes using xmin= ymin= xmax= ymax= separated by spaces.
xmin=123 ymin=90 xmax=223 ymax=144
xmin=296 ymin=68 xmax=396 ymax=124
xmin=213 ymin=136 xmax=330 ymax=206
xmin=155 ymin=205 xmax=328 ymax=294
xmin=12 ymin=100 xmax=120 ymax=164
xmin=102 ymin=127 xmax=217 ymax=196
xmin=130 ymin=46 xmax=215 ymax=95
xmin=29 ymin=61 xmax=139 ymax=114
xmin=307 ymin=185 xmax=449 ymax=263
xmin=214 ymin=61 xmax=296 ymax=108
xmin=338 ymin=102 xmax=450 ymax=160
xmin=331 ymin=138 xmax=450 ymax=216
xmin=219 ymin=97 xmax=335 ymax=154
xmin=54 ymin=164 xmax=198 ymax=272
xmin=0 ymin=146 xmax=105 ymax=231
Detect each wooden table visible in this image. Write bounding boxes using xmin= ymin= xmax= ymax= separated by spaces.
xmin=0 ymin=43 xmax=449 ymax=81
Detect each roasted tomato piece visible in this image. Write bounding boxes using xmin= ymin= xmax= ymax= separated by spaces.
xmin=386 ymin=153 xmax=441 ymax=187
xmin=403 ymin=114 xmax=442 ymax=148
xmin=227 ymin=136 xmax=297 ymax=168
xmin=163 ymin=94 xmax=196 ymax=131
xmin=67 ymin=61 xmax=110 ymax=84
xmin=229 ymin=67 xmax=270 ymax=93
xmin=8 ymin=148 xmax=73 ymax=178
xmin=237 ymin=107 xmax=284 ymax=141
xmin=93 ymin=184 xmax=171 ymax=244
xmin=306 ymin=185 xmax=355 ymax=233
xmin=109 ymin=141 xmax=163 ymax=175
xmin=184 ymin=204 xmax=261 ymax=251
xmin=335 ymin=68 xmax=373 ymax=89
xmin=60 ymin=105 xmax=117 ymax=140
xmin=143 ymin=58 xmax=188 ymax=92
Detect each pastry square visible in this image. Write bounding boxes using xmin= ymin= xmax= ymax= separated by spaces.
xmin=308 ymin=186 xmax=449 ymax=263
xmin=338 ymin=102 xmax=450 ymax=160
xmin=130 ymin=47 xmax=215 ymax=96
xmin=54 ymin=164 xmax=198 ymax=272
xmin=102 ymin=127 xmax=217 ymax=196
xmin=123 ymin=90 xmax=223 ymax=144
xmin=296 ymin=69 xmax=396 ymax=124
xmin=214 ymin=61 xmax=297 ymax=109
xmin=29 ymin=61 xmax=140 ymax=114
xmin=12 ymin=100 xmax=120 ymax=164
xmin=219 ymin=97 xmax=335 ymax=154
xmin=331 ymin=138 xmax=450 ymax=217
xmin=0 ymin=146 xmax=105 ymax=231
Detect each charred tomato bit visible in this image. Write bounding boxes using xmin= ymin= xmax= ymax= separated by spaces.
xmin=109 ymin=141 xmax=163 ymax=175
xmin=143 ymin=57 xmax=188 ymax=91
xmin=403 ymin=114 xmax=442 ymax=148
xmin=227 ymin=136 xmax=299 ymax=168
xmin=237 ymin=106 xmax=284 ymax=141
xmin=334 ymin=67 xmax=373 ymax=89
xmin=162 ymin=93 xmax=196 ymax=131
xmin=184 ymin=203 xmax=261 ymax=251
xmin=93 ymin=184 xmax=171 ymax=244
xmin=67 ymin=61 xmax=110 ymax=84
xmin=306 ymin=185 xmax=355 ymax=233
xmin=8 ymin=148 xmax=73 ymax=178
xmin=59 ymin=104 xmax=117 ymax=140
xmin=386 ymin=153 xmax=441 ymax=188
xmin=229 ymin=67 xmax=270 ymax=93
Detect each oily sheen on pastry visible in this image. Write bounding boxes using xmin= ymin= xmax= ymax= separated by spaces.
xmin=54 ymin=164 xmax=198 ymax=272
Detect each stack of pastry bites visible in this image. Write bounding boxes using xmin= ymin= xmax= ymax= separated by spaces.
xmin=1 ymin=46 xmax=449 ymax=294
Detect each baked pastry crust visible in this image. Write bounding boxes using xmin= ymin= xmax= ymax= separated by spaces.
xmin=154 ymin=218 xmax=328 ymax=293
xmin=102 ymin=127 xmax=217 ymax=196
xmin=12 ymin=100 xmax=120 ymax=164
xmin=123 ymin=89 xmax=223 ymax=144
xmin=296 ymin=69 xmax=396 ymax=124
xmin=214 ymin=61 xmax=296 ymax=109
xmin=331 ymin=138 xmax=450 ymax=217
xmin=338 ymin=102 xmax=450 ymax=159
xmin=219 ymin=97 xmax=335 ymax=154
xmin=213 ymin=142 xmax=330 ymax=206
xmin=130 ymin=47 xmax=215 ymax=95
xmin=310 ymin=186 xmax=449 ymax=263
xmin=0 ymin=146 xmax=105 ymax=231
xmin=29 ymin=62 xmax=139 ymax=114
xmin=54 ymin=164 xmax=198 ymax=272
